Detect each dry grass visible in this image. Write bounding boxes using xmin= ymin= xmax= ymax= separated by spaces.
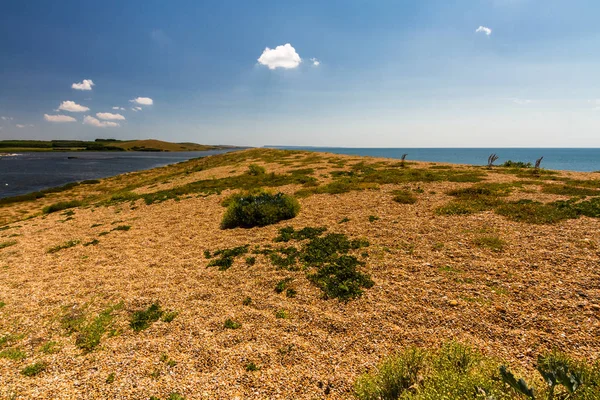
xmin=0 ymin=149 xmax=599 ymax=399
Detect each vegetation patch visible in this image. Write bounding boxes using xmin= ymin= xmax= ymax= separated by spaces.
xmin=307 ymin=255 xmax=374 ymax=301
xmin=274 ymin=226 xmax=327 ymax=242
xmin=495 ymin=200 xmax=578 ymax=224
xmin=221 ymin=192 xmax=300 ymax=229
xmin=47 ymin=239 xmax=80 ymax=254
xmin=354 ymin=342 xmax=600 ymax=400
xmin=391 ymin=190 xmax=417 ymax=204
xmin=60 ymin=303 xmax=122 ymax=353
xmin=112 ymin=225 xmax=131 ymax=231
xmin=541 ymin=184 xmax=600 ymax=197
xmin=473 ymin=235 xmax=505 ymax=252
xmin=207 ymin=245 xmax=249 ymax=270
xmin=0 ymin=240 xmax=17 ymax=250
xmin=42 ymin=200 xmax=83 ymax=214
xmin=21 ymin=362 xmax=47 ymax=377
xmin=224 ymin=318 xmax=241 ymax=329
xmin=130 ymin=302 xmax=164 ymax=332
xmin=0 ymin=347 xmax=27 ymax=360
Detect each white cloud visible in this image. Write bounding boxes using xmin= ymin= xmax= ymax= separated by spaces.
xmin=1 ymin=116 xmax=12 ymax=121
xmin=16 ymin=124 xmax=26 ymax=128
xmin=257 ymin=43 xmax=302 ymax=70
xmin=72 ymin=79 xmax=95 ymax=91
xmin=112 ymin=106 xmax=125 ymax=111
xmin=83 ymin=115 xmax=119 ymax=128
xmin=44 ymin=114 xmax=77 ymax=122
xmin=310 ymin=58 xmax=320 ymax=66
xmin=59 ymin=100 xmax=90 ymax=112
xmin=130 ymin=97 xmax=153 ymax=105
xmin=131 ymin=106 xmax=142 ymax=112
xmin=96 ymin=112 xmax=125 ymax=121
xmin=476 ymin=26 xmax=492 ymax=36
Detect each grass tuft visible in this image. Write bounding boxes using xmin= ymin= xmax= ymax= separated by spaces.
xmin=21 ymin=362 xmax=47 ymax=377
xmin=130 ymin=303 xmax=163 ymax=332
xmin=42 ymin=200 xmax=82 ymax=214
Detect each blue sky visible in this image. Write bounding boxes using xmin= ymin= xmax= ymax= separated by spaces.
xmin=1 ymin=0 xmax=599 ymax=147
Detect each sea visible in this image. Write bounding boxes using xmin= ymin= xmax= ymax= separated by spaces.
xmin=270 ymin=147 xmax=600 ymax=173
xmin=0 ymin=150 xmax=236 ymax=199
xmin=1 ymin=148 xmax=599 ymax=200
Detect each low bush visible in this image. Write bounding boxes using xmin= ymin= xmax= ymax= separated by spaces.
xmin=42 ymin=200 xmax=82 ymax=214
xmin=224 ymin=318 xmax=241 ymax=329
xmin=207 ymin=245 xmax=249 ymax=270
xmin=21 ymin=362 xmax=47 ymax=377
xmin=221 ymin=192 xmax=300 ymax=229
xmin=247 ymin=164 xmax=266 ymax=176
xmin=308 ymin=255 xmax=374 ymax=301
xmin=130 ymin=303 xmax=163 ymax=332
xmin=391 ymin=190 xmax=417 ymax=204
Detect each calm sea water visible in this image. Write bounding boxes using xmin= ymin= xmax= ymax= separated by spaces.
xmin=271 ymin=147 xmax=600 ymax=173
xmin=0 ymin=150 xmax=236 ymax=199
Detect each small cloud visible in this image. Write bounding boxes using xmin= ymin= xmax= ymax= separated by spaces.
xmin=1 ymin=116 xmax=12 ymax=121
xmin=71 ymin=79 xmax=95 ymax=91
xmin=83 ymin=115 xmax=119 ymax=128
xmin=257 ymin=43 xmax=302 ymax=70
xmin=16 ymin=124 xmax=26 ymax=128
xmin=130 ymin=97 xmax=153 ymax=106
xmin=96 ymin=112 xmax=125 ymax=121
xmin=476 ymin=26 xmax=492 ymax=36
xmin=59 ymin=101 xmax=90 ymax=112
xmin=44 ymin=114 xmax=77 ymax=122
xmin=310 ymin=58 xmax=320 ymax=66
xmin=130 ymin=106 xmax=143 ymax=112
xmin=512 ymin=98 xmax=532 ymax=105
xmin=112 ymin=106 xmax=126 ymax=111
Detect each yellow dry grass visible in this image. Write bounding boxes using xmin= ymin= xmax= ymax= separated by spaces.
xmin=0 ymin=149 xmax=599 ymax=399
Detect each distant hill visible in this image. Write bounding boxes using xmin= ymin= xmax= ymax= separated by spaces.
xmin=0 ymin=139 xmax=233 ymax=152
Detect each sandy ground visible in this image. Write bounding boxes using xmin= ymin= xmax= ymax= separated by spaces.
xmin=0 ymin=150 xmax=599 ymax=399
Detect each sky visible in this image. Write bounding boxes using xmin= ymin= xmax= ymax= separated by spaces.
xmin=1 ymin=0 xmax=600 ymax=147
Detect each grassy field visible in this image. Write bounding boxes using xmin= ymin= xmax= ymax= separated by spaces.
xmin=0 ymin=148 xmax=599 ymax=399
xmin=0 ymin=139 xmax=230 ymax=153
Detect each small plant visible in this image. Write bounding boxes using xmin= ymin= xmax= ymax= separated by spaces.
xmin=160 ymin=353 xmax=177 ymax=367
xmin=275 ymin=277 xmax=293 ymax=293
xmin=473 ymin=235 xmax=505 ymax=252
xmin=400 ymin=153 xmax=408 ymax=168
xmin=500 ymin=365 xmax=535 ymax=399
xmin=339 ymin=217 xmax=350 ymax=224
xmin=224 ymin=318 xmax=241 ymax=329
xmin=21 ymin=362 xmax=47 ymax=377
xmin=286 ymin=288 xmax=297 ymax=298
xmin=487 ymin=153 xmax=499 ymax=168
xmin=161 ymin=311 xmax=178 ymax=323
xmin=391 ymin=190 xmax=417 ymax=204
xmin=0 ymin=347 xmax=27 ymax=360
xmin=47 ymin=239 xmax=80 ymax=254
xmin=105 ymin=372 xmax=115 ymax=384
xmin=75 ymin=303 xmax=122 ymax=353
xmin=203 ymin=249 xmax=212 ymax=259
xmin=307 ymin=255 xmax=374 ymax=301
xmin=246 ymin=362 xmax=260 ymax=372
xmin=247 ymin=164 xmax=266 ymax=176
xmin=130 ymin=303 xmax=163 ymax=332
xmin=112 ymin=225 xmax=131 ymax=231
xmin=275 ymin=309 xmax=289 ymax=319
xmin=40 ymin=341 xmax=60 ymax=354
xmin=242 ymin=296 xmax=252 ymax=306
xmin=167 ymin=394 xmax=185 ymax=400
xmin=502 ymin=160 xmax=532 ymax=168
xmin=83 ymin=239 xmax=99 ymax=246
xmin=368 ymin=215 xmax=379 ymax=222
xmin=207 ymin=245 xmax=249 ymax=270
xmin=42 ymin=200 xmax=82 ymax=214
xmin=221 ymin=192 xmax=300 ymax=229
xmin=0 ymin=240 xmax=17 ymax=250
xmin=245 ymin=256 xmax=256 ymax=266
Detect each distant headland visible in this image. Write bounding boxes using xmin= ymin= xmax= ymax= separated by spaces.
xmin=0 ymin=138 xmax=238 ymax=153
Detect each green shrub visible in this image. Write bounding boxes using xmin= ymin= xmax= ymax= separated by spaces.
xmin=274 ymin=226 xmax=327 ymax=242
xmin=308 ymin=255 xmax=374 ymax=301
xmin=224 ymin=318 xmax=241 ymax=329
xmin=42 ymin=200 xmax=82 ymax=214
xmin=106 ymin=372 xmax=115 ymax=384
xmin=391 ymin=190 xmax=417 ymax=204
xmin=207 ymin=245 xmax=249 ymax=270
xmin=242 ymin=297 xmax=252 ymax=306
xmin=275 ymin=277 xmax=293 ymax=293
xmin=473 ymin=235 xmax=505 ymax=252
xmin=130 ymin=303 xmax=163 ymax=332
xmin=112 ymin=225 xmax=131 ymax=231
xmin=21 ymin=362 xmax=47 ymax=377
xmin=247 ymin=164 xmax=266 ymax=176
xmin=501 ymin=160 xmax=532 ymax=168
xmin=221 ymin=192 xmax=300 ymax=229
xmin=47 ymin=239 xmax=80 ymax=254
xmin=245 ymin=256 xmax=256 ymax=266
xmin=0 ymin=240 xmax=17 ymax=250
xmin=495 ymin=200 xmax=577 ymax=224
xmin=275 ymin=309 xmax=289 ymax=319
xmin=246 ymin=362 xmax=260 ymax=371
xmin=0 ymin=347 xmax=27 ymax=360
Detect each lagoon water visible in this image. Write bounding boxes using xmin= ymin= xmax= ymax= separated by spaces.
xmin=272 ymin=147 xmax=600 ymax=173
xmin=0 ymin=150 xmax=236 ymax=199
